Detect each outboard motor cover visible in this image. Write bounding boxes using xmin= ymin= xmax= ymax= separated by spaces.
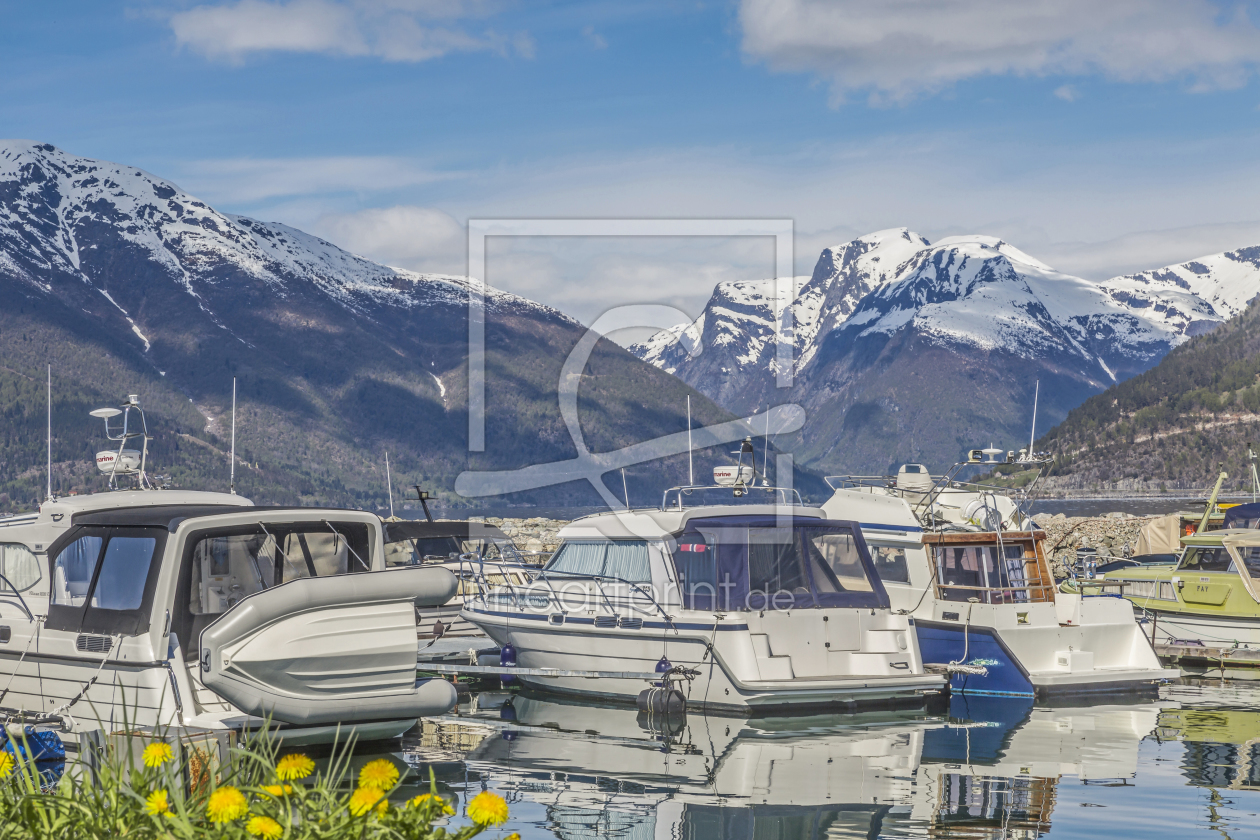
xmin=199 ymin=566 xmax=458 ymax=725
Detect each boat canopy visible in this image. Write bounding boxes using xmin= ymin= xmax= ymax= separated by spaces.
xmin=1223 ymin=503 xmax=1260 ymax=531
xmin=666 ymin=515 xmax=888 ymax=611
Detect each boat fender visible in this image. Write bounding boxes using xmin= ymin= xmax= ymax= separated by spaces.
xmin=636 ymin=686 xmax=686 ymax=715
xmin=654 ymin=655 xmax=672 ymax=687
xmin=499 ymin=643 xmax=518 ymax=685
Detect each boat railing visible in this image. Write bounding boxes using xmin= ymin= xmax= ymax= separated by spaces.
xmin=660 ymin=484 xmax=803 ymax=510
xmin=473 ymin=566 xmax=676 ymax=629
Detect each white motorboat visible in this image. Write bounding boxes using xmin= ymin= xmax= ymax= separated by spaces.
xmin=382 ymin=519 xmax=534 ymax=639
xmin=823 ymin=459 xmax=1177 ymax=697
xmin=460 ymin=465 xmax=944 ymax=713
xmin=0 ymin=397 xmax=459 ymax=743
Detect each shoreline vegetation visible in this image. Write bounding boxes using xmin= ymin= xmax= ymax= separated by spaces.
xmin=0 ymin=724 xmax=514 ymax=840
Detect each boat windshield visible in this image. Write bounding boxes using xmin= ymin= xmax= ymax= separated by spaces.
xmin=1181 ymin=543 xmax=1260 ymax=576
xmin=669 ymin=517 xmax=886 ymax=611
xmin=928 ymin=535 xmax=1054 ymax=604
xmin=384 ymin=535 xmax=517 ymax=567
xmin=1179 ymin=546 xmax=1235 ymax=573
xmin=543 ymin=540 xmax=652 ymax=583
xmin=47 ymin=526 xmax=168 ymax=635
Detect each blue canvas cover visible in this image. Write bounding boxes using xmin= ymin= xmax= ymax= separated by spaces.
xmin=669 ymin=515 xmax=889 ymax=612
xmin=1223 ymin=502 xmax=1260 ymax=530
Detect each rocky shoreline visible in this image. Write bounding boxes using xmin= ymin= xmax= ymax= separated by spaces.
xmin=492 ymin=513 xmax=1163 ymax=580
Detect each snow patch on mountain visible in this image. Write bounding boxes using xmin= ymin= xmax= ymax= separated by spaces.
xmin=0 ymin=141 xmax=567 ymax=323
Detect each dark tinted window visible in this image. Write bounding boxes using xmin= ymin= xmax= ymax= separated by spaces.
xmin=91 ymin=537 xmax=158 ymax=610
xmin=1180 ymin=547 xmax=1233 ymax=573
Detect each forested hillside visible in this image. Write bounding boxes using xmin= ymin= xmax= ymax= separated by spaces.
xmin=1037 ymin=296 xmax=1260 ymax=492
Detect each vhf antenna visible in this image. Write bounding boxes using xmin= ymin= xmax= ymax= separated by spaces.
xmin=229 ymin=377 xmax=237 ymax=495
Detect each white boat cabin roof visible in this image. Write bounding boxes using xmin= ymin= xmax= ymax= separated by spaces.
xmin=558 ymin=504 xmax=831 ymax=541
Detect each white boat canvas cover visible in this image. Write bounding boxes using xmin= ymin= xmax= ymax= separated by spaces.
xmin=1136 ymin=514 xmax=1182 ymax=556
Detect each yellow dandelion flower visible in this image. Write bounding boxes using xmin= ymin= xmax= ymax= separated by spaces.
xmin=357 ymin=758 xmax=400 ymax=791
xmin=347 ymin=787 xmax=387 ymax=818
xmin=261 ymin=784 xmax=294 ymax=797
xmin=246 ymin=815 xmax=284 ymax=839
xmin=275 ymin=754 xmax=315 ymax=781
xmin=0 ymin=753 xmax=14 ymax=779
xmin=206 ymin=786 xmax=249 ymax=823
xmin=144 ymin=789 xmax=171 ymax=816
xmin=142 ymin=742 xmax=174 ymax=768
xmin=506 ymin=834 xmax=522 ymax=840
xmin=466 ymin=791 xmax=509 ymax=825
xmin=408 ymin=793 xmax=455 ymax=815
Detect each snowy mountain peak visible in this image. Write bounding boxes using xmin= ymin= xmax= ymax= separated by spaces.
xmin=633 ymin=227 xmax=1260 ymax=421
xmin=0 ymin=141 xmax=547 ymax=319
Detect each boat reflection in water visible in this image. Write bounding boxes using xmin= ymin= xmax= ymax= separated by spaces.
xmin=400 ymin=691 xmax=1166 ymax=839
xmin=1156 ymin=706 xmax=1260 ymax=792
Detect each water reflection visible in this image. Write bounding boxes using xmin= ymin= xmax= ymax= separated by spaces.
xmin=378 ymin=682 xmax=1260 ymax=840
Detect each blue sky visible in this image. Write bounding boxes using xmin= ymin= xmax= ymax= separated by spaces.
xmin=7 ymin=1 xmax=1260 ymax=325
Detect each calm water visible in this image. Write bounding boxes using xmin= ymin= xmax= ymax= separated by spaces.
xmin=340 ymin=679 xmax=1260 ymax=840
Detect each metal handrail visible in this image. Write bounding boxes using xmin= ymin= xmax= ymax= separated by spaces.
xmin=660 ymin=484 xmax=803 ymax=510
xmin=533 ymin=569 xmax=678 ymax=631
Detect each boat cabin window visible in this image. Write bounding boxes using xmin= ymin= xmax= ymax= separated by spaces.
xmin=543 ymin=540 xmax=651 ymax=583
xmin=869 ymin=544 xmax=910 ymax=584
xmin=934 ymin=543 xmax=1032 ymax=604
xmin=173 ymin=521 xmax=371 ymax=660
xmin=46 ymin=527 xmax=167 ymax=635
xmin=0 ymin=542 xmax=41 ymax=593
xmin=186 ymin=523 xmax=371 ymax=616
xmin=1178 ymin=546 xmax=1235 ymax=573
xmin=669 ymin=519 xmax=886 ymax=611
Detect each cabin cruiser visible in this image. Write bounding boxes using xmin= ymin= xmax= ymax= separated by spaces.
xmin=460 ymin=464 xmax=944 ymax=714
xmin=823 ymin=456 xmax=1176 ymax=697
xmin=1104 ymin=521 xmax=1260 ymax=648
xmin=382 ymin=519 xmax=534 ymax=638
xmin=0 ymin=397 xmax=459 ymax=742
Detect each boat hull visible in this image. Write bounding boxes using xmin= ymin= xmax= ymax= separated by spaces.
xmin=462 ymin=606 xmax=943 ymax=714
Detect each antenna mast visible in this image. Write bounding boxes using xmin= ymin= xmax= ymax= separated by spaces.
xmin=1028 ymin=379 xmax=1040 ymax=455
xmin=690 ymin=395 xmax=700 ymax=486
xmin=385 ymin=452 xmax=395 ymax=518
xmin=46 ymin=365 xmax=52 ymax=501
xmin=763 ymin=409 xmax=771 ymax=485
xmin=230 ymin=377 xmax=237 ymax=495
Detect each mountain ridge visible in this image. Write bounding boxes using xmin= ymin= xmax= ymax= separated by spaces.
xmin=632 ymin=227 xmax=1260 ymax=475
xmin=0 ymin=141 xmax=787 ymax=512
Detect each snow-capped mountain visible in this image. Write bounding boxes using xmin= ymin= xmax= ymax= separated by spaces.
xmin=632 ymin=228 xmax=1260 ymax=473
xmin=0 ymin=141 xmax=737 ymax=506
xmin=0 ymin=141 xmax=548 ymax=324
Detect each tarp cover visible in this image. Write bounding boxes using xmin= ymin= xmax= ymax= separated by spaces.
xmin=1136 ymin=513 xmax=1184 ymax=555
xmin=1223 ymin=502 xmax=1260 ymax=531
xmin=670 ymin=515 xmax=889 ymax=611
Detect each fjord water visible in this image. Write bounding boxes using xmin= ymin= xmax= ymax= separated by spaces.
xmin=382 ymin=680 xmax=1260 ymax=840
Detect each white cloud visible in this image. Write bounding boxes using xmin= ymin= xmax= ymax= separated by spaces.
xmin=313 ymin=204 xmax=466 ymax=274
xmin=174 ymin=155 xmax=459 ymax=203
xmin=170 ymin=0 xmax=532 ymax=62
xmin=582 ymin=25 xmax=607 ymax=50
xmin=1053 ymin=84 xmax=1078 ymax=102
xmin=738 ymin=0 xmax=1260 ymax=104
xmin=1035 ymin=221 xmax=1260 ymax=280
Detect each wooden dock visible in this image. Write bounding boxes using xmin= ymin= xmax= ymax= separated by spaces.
xmin=1155 ymin=643 xmax=1260 ymax=679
